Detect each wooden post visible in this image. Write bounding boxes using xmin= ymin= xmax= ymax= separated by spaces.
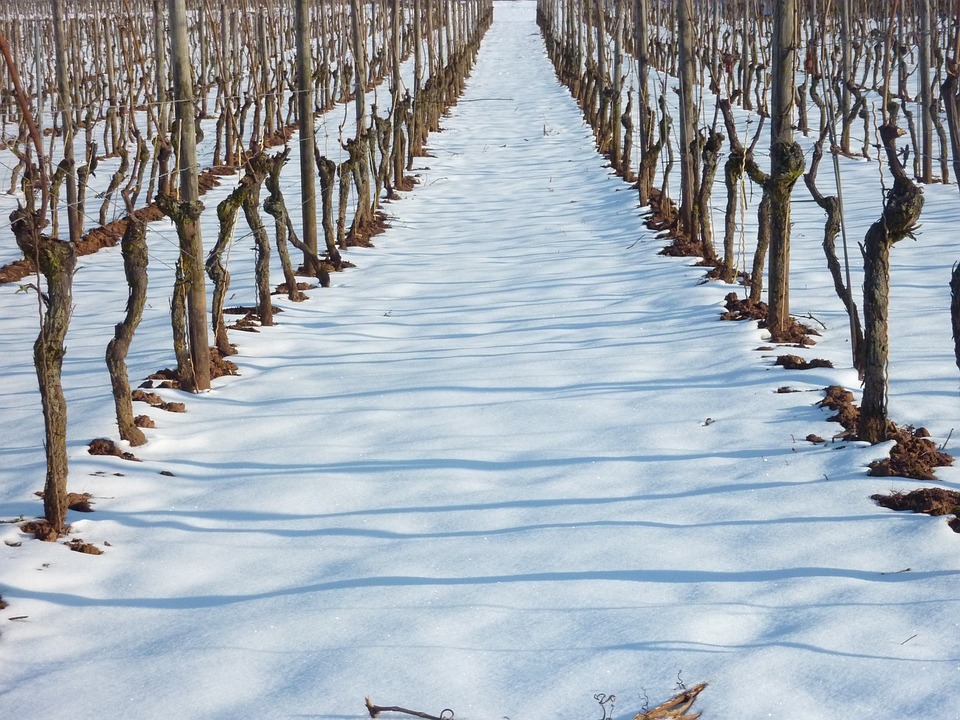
xmin=103 ymin=16 xmax=120 ymax=154
xmin=840 ymin=0 xmax=852 ymax=153
xmin=635 ymin=0 xmax=655 ymax=203
xmin=741 ymin=0 xmax=752 ymax=110
xmin=351 ymin=0 xmax=368 ymax=141
xmin=168 ymin=0 xmax=211 ymax=391
xmin=154 ymin=0 xmax=172 ymax=194
xmin=677 ymin=0 xmax=699 ymax=240
xmin=767 ymin=0 xmax=803 ymax=341
xmin=295 ymin=0 xmax=320 ymax=269
xmin=52 ymin=0 xmax=80 ymax=243
xmin=33 ymin=22 xmax=43 ymax=155
xmin=259 ymin=11 xmax=275 ymax=138
xmin=919 ymin=0 xmax=934 ymax=182
xmin=391 ymin=0 xmax=404 ymax=187
xmin=611 ymin=0 xmax=623 ymax=172
xmin=220 ymin=3 xmax=235 ymax=165
xmin=198 ymin=4 xmax=208 ymax=118
xmin=409 ymin=0 xmax=422 ymax=167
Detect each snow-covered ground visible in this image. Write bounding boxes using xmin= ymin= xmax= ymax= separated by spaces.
xmin=2 ymin=3 xmax=960 ymax=718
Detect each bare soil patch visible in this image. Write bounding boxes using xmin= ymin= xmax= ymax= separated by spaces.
xmin=0 ymin=160 xmax=231 ymax=286
xmin=0 ymin=204 xmax=166 ymax=285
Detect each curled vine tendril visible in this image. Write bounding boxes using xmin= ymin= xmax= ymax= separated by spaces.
xmin=594 ymin=692 xmax=616 ymax=720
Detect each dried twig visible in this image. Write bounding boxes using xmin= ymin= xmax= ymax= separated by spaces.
xmin=365 ymin=698 xmax=454 ymax=720
xmin=802 ymin=312 xmax=828 ymax=330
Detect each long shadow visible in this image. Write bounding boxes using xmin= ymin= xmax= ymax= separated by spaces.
xmin=599 ymin=638 xmax=960 ymax=664
xmin=146 ymin=450 xmax=813 ymax=483
xmin=9 ymin=566 xmax=959 ymax=611
xmin=87 ymin=510 xmax=907 ymax=539
xmin=78 ymin=475 xmax=836 ymax=527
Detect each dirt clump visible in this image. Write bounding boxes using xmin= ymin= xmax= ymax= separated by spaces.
xmin=873 ymin=487 xmax=960 ymax=516
xmin=872 ymin=487 xmax=960 ymax=533
xmin=33 ymin=491 xmax=95 ymax=512
xmin=147 ymin=368 xmax=180 ymax=389
xmin=817 ymin=385 xmax=858 ymax=437
xmin=658 ymin=230 xmax=701 ymax=258
xmin=345 ymin=212 xmax=390 ymax=247
xmin=131 ymin=389 xmax=186 ymax=413
xmin=65 ymin=538 xmax=103 ymax=555
xmin=19 ymin=519 xmax=60 ymax=541
xmin=721 ymin=292 xmax=768 ymax=321
xmin=210 ymin=347 xmax=239 ymax=378
xmin=775 ymin=355 xmax=834 ymax=371
xmin=868 ymin=425 xmax=953 ymax=481
xmin=816 ymin=383 xmax=951 ymax=477
xmin=395 ymin=175 xmax=418 ymax=192
xmin=763 ymin=317 xmax=819 ymax=345
xmin=66 ymin=493 xmax=95 ymax=512
xmin=642 ymin=188 xmax=678 ymax=235
xmin=227 ymin=308 xmax=261 ymax=332
xmin=225 ymin=306 xmax=282 ymax=336
xmin=719 ymin=294 xmax=818 ymax=345
xmin=274 ymin=281 xmax=313 ymax=298
xmin=88 ymin=437 xmax=140 ymax=461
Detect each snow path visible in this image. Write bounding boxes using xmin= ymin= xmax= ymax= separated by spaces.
xmin=3 ymin=4 xmax=960 ymax=719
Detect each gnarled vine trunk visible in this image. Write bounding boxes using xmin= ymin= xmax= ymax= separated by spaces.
xmin=106 ymin=214 xmax=149 ymax=446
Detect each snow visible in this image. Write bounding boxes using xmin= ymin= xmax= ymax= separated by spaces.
xmin=3 ymin=3 xmax=960 ymax=718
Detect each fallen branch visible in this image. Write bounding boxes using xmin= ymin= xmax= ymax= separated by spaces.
xmin=633 ymin=683 xmax=707 ymax=720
